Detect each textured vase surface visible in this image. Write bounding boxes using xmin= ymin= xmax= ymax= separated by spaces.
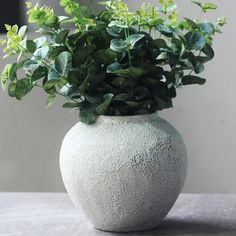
xmin=60 ymin=113 xmax=187 ymax=232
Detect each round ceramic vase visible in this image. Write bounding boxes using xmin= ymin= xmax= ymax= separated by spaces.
xmin=60 ymin=113 xmax=187 ymax=232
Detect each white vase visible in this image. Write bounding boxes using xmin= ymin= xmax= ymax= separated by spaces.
xmin=60 ymin=113 xmax=187 ymax=232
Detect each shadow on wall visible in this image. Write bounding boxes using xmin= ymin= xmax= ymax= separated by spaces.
xmin=0 ymin=0 xmax=67 ymax=33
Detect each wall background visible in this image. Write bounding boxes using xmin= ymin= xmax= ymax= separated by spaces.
xmin=0 ymin=0 xmax=235 ymax=193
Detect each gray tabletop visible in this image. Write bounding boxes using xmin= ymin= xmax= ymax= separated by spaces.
xmin=0 ymin=193 xmax=236 ymax=236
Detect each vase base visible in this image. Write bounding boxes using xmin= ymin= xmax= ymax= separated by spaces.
xmin=95 ymin=222 xmax=162 ymax=233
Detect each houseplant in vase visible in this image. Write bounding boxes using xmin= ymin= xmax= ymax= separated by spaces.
xmin=0 ymin=0 xmax=226 ymax=232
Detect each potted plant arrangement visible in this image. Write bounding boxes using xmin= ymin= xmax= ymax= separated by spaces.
xmin=0 ymin=0 xmax=226 ymax=232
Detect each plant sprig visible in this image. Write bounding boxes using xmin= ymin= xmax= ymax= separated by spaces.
xmin=0 ymin=0 xmax=226 ymax=124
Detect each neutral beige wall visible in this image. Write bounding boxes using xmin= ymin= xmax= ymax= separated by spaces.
xmin=0 ymin=0 xmax=235 ymax=193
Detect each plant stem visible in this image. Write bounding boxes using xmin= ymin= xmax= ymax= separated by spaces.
xmin=164 ymin=3 xmax=167 ymax=15
xmin=149 ymin=27 xmax=152 ymax=35
xmin=125 ymin=28 xmax=132 ymax=67
xmin=52 ymin=26 xmax=73 ymax=54
xmin=12 ymin=45 xmax=80 ymax=103
xmin=17 ymin=43 xmax=72 ymax=91
xmin=188 ymin=70 xmax=193 ymax=76
xmin=50 ymin=27 xmax=58 ymax=35
xmin=197 ymin=10 xmax=203 ymax=22
xmin=34 ymin=84 xmax=79 ymax=103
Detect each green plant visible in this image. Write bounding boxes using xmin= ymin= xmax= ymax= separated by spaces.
xmin=0 ymin=0 xmax=226 ymax=124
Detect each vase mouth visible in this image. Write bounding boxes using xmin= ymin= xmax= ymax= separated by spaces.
xmin=96 ymin=112 xmax=158 ymax=124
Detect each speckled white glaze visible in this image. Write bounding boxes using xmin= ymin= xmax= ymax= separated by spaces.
xmin=60 ymin=113 xmax=187 ymax=232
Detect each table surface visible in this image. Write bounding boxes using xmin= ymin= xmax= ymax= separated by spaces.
xmin=0 ymin=193 xmax=236 ymax=236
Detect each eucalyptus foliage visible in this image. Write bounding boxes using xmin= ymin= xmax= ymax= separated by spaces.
xmin=0 ymin=0 xmax=226 ymax=124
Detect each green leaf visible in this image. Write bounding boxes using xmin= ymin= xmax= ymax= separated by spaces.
xmin=48 ymin=70 xmax=61 ymax=81
xmin=152 ymin=84 xmax=173 ymax=109
xmin=23 ymin=60 xmax=39 ymax=72
xmin=36 ymin=28 xmax=54 ymax=35
xmin=191 ymin=1 xmax=203 ymax=8
xmin=43 ymin=80 xmax=58 ymax=94
xmin=170 ymin=38 xmax=185 ymax=56
xmin=153 ymin=94 xmax=173 ymax=110
xmin=108 ymin=65 xmax=148 ymax=78
xmin=159 ymin=0 xmax=177 ymax=13
xmin=184 ymin=18 xmax=199 ymax=30
xmin=80 ymin=110 xmax=98 ymax=124
xmin=98 ymin=1 xmax=112 ymax=7
xmin=8 ymin=63 xmax=18 ymax=81
xmin=182 ymin=75 xmax=206 ymax=85
xmin=31 ymin=66 xmax=48 ymax=82
xmin=94 ymin=49 xmax=117 ymax=65
xmin=15 ymin=78 xmax=32 ymax=100
xmin=8 ymin=82 xmax=16 ymax=97
xmin=75 ymin=5 xmax=93 ymax=18
xmin=112 ymin=77 xmax=127 ymax=87
xmin=108 ymin=21 xmax=128 ymax=28
xmin=46 ymin=94 xmax=56 ymax=108
xmin=174 ymin=72 xmax=183 ymax=87
xmin=195 ymin=56 xmax=211 ymax=63
xmin=106 ymin=25 xmax=123 ymax=37
xmin=79 ymin=102 xmax=98 ymax=124
xmin=79 ymin=78 xmax=89 ymax=95
xmin=151 ymin=39 xmax=167 ymax=49
xmin=50 ymin=46 xmax=68 ymax=58
xmin=107 ymin=62 xmax=122 ymax=73
xmin=128 ymin=34 xmax=145 ymax=47
xmin=58 ymin=16 xmax=69 ymax=22
xmin=203 ymin=3 xmax=217 ymax=12
xmin=60 ymin=84 xmax=72 ymax=97
xmin=33 ymin=46 xmax=50 ymax=60
xmin=43 ymin=80 xmax=58 ymax=89
xmin=18 ymin=25 xmax=27 ymax=37
xmin=96 ymin=93 xmax=113 ymax=115
xmin=194 ymin=61 xmax=205 ymax=74
xmin=74 ymin=45 xmax=95 ymax=64
xmin=167 ymin=4 xmax=177 ymax=12
xmin=125 ymin=101 xmax=140 ymax=108
xmin=85 ymin=95 xmax=100 ymax=104
xmin=63 ymin=102 xmax=80 ymax=108
xmin=55 ymin=29 xmax=70 ymax=44
xmin=199 ymin=22 xmax=215 ymax=35
xmin=157 ymin=52 xmax=169 ymax=60
xmin=185 ymin=32 xmax=206 ymax=50
xmin=55 ymin=51 xmax=72 ymax=77
xmin=133 ymin=87 xmax=150 ymax=100
xmin=217 ymin=17 xmax=227 ymax=27
xmin=34 ymin=37 xmax=47 ymax=48
xmin=113 ymin=93 xmax=132 ymax=101
xmin=1 ymin=64 xmax=12 ymax=90
xmin=156 ymin=24 xmax=175 ymax=37
xmin=26 ymin=40 xmax=36 ymax=53
xmin=110 ymin=39 xmax=128 ymax=52
xmin=201 ymin=43 xmax=214 ymax=59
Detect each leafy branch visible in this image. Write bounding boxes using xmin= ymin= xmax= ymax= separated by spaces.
xmin=0 ymin=0 xmax=226 ymax=124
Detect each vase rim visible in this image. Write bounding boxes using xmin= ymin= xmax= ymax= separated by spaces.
xmin=96 ymin=112 xmax=158 ymax=124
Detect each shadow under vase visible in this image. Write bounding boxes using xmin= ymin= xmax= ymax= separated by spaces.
xmin=95 ymin=216 xmax=236 ymax=236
